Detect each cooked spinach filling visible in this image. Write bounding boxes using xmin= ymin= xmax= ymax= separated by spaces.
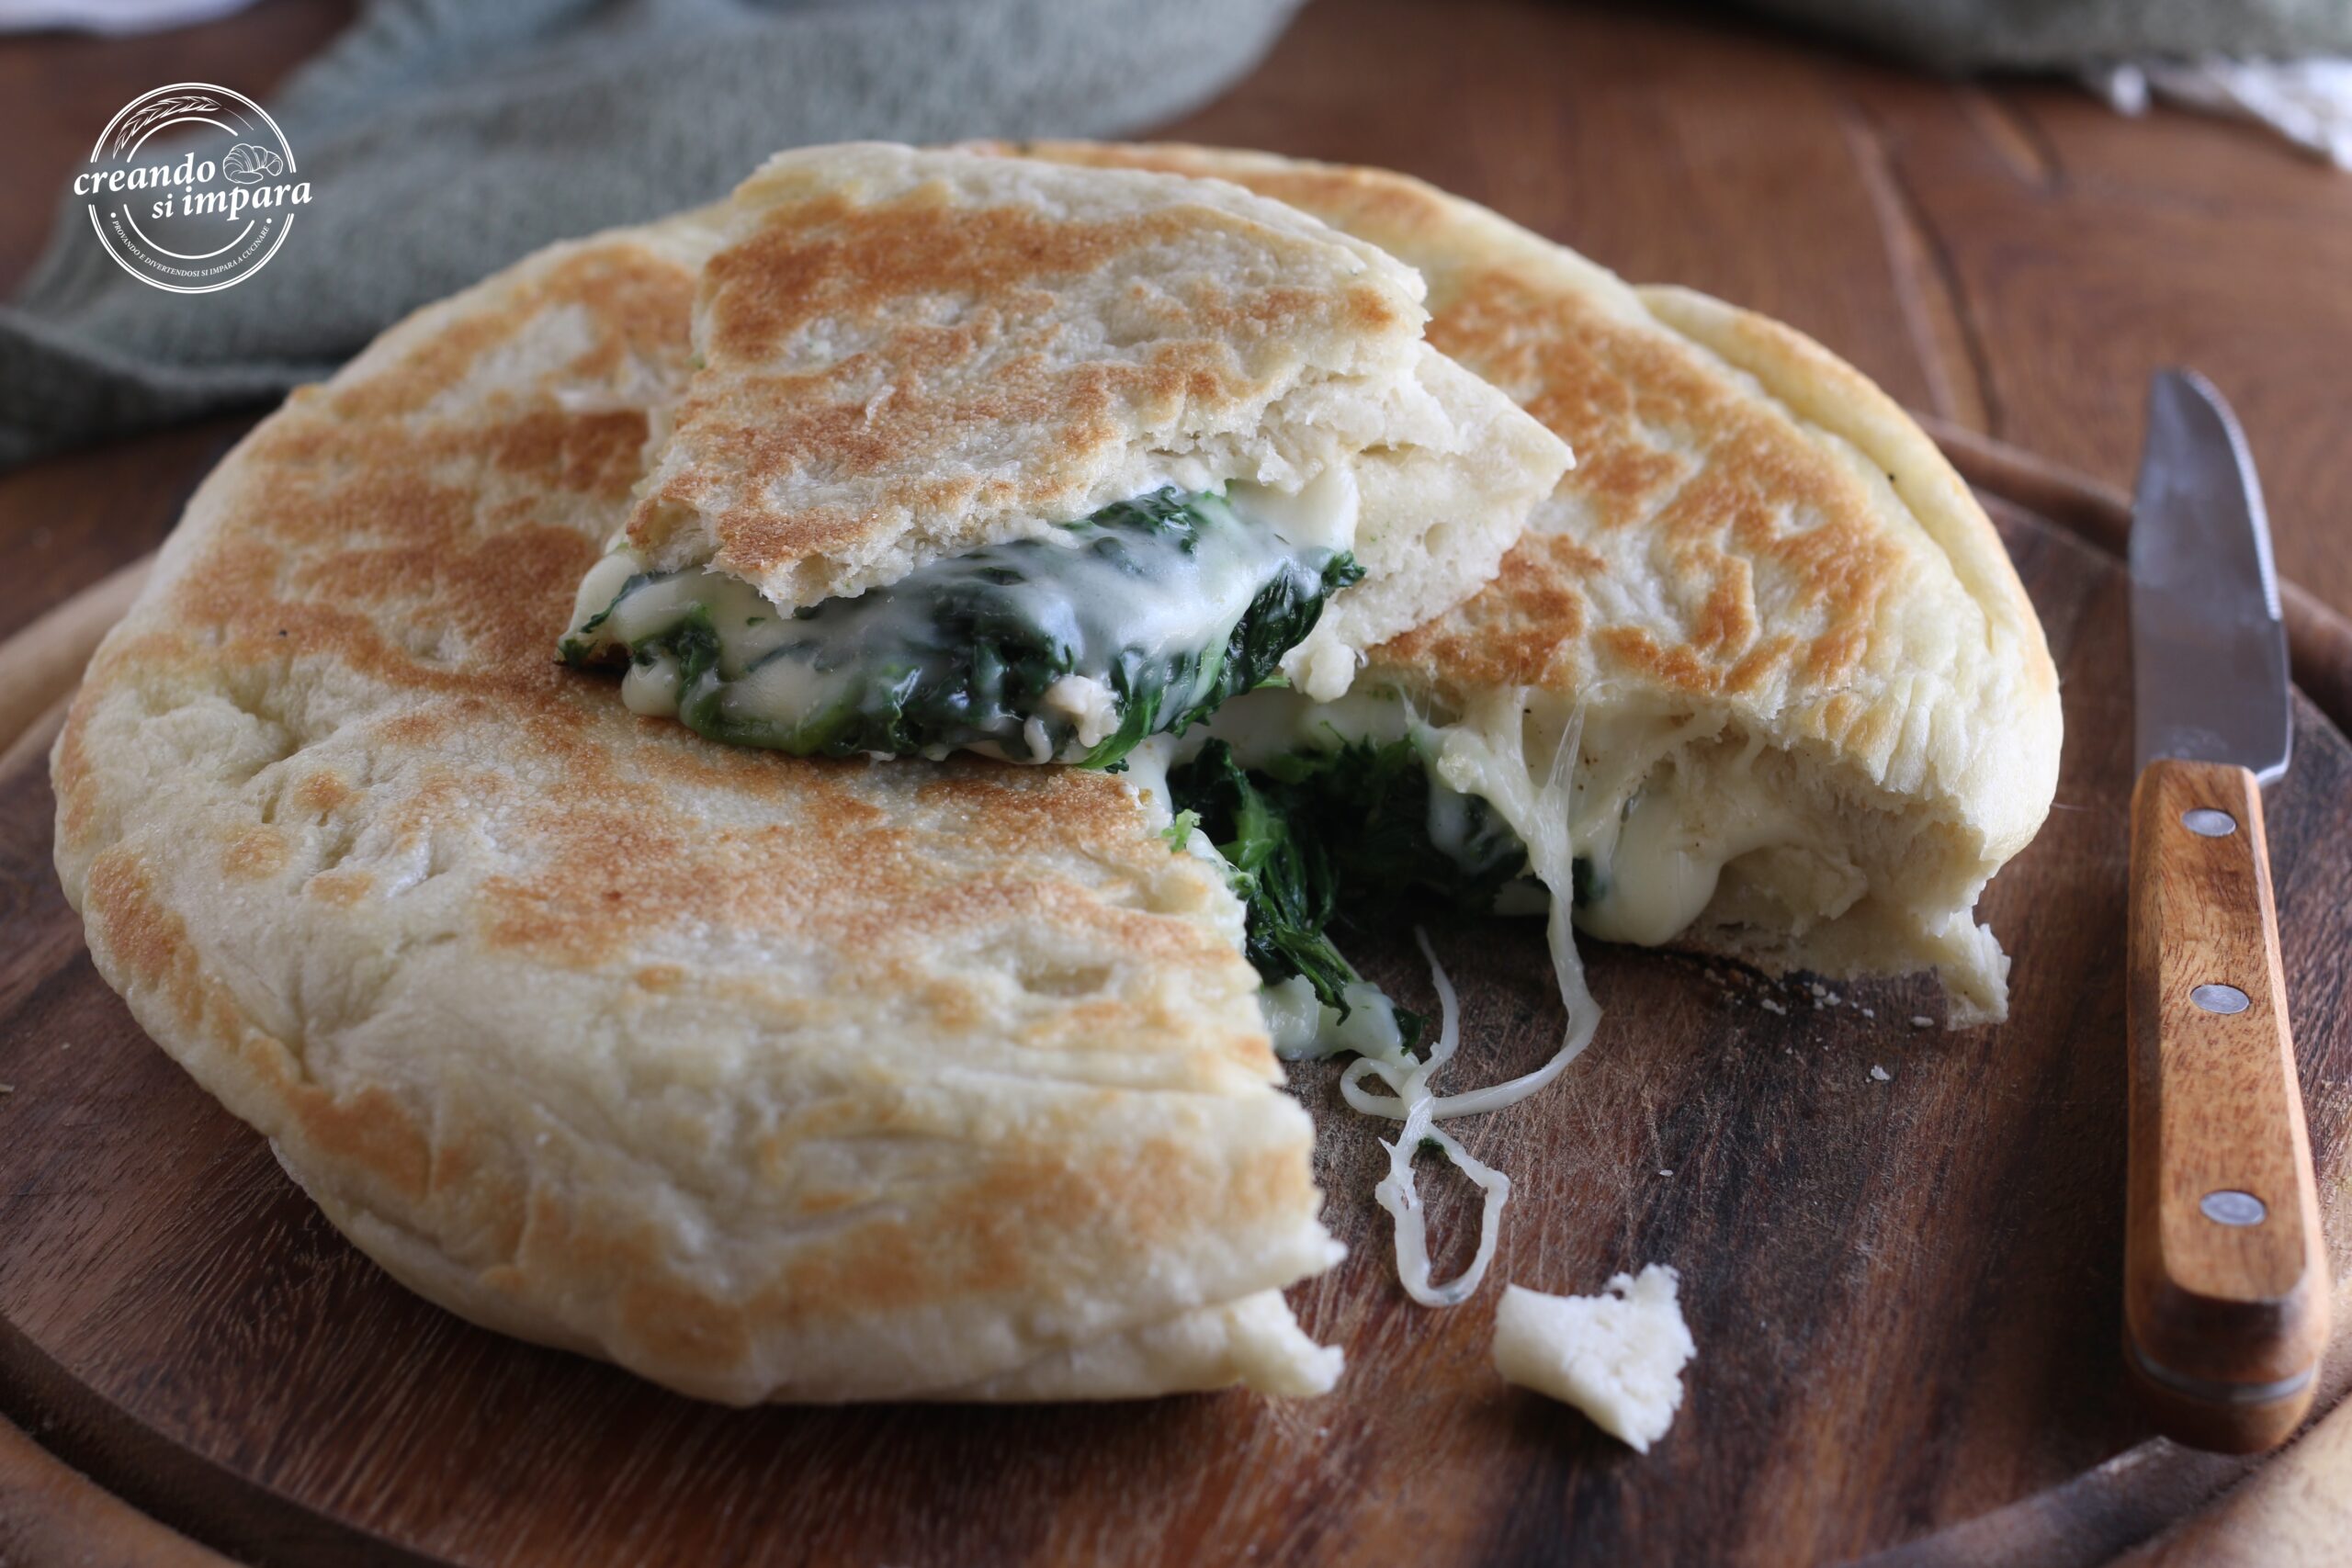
xmin=1167 ymin=737 xmax=1534 ymax=1044
xmin=561 ymin=488 xmax=1362 ymax=770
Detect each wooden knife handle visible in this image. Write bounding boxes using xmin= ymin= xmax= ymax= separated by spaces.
xmin=2126 ymin=757 xmax=2331 ymax=1453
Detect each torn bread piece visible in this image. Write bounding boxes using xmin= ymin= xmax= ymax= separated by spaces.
xmin=561 ymin=143 xmax=1570 ymax=767
xmin=1009 ymin=141 xmax=2061 ymax=1026
xmin=1493 ymin=1267 xmax=1696 ymax=1452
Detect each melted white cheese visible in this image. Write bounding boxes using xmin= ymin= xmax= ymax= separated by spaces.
xmin=1199 ymin=682 xmax=1841 ymax=1310
xmin=567 ymin=549 xmax=639 ymax=634
xmin=1212 ymin=682 xmax=1828 ymax=955
xmin=1231 ymin=467 xmax=1359 ymax=555
xmin=1415 ymin=687 xmax=1602 ymax=1121
xmin=1261 ymin=975 xmax=1411 ymax=1063
xmin=1342 ymin=931 xmax=1511 ymax=1307
xmin=1293 ymin=693 xmax=1600 ymax=1307
xmin=1043 ymin=673 xmax=1120 ymax=750
xmin=566 ymin=471 xmax=1361 ymax=761
xmin=1194 ymin=683 xmax=1413 ymax=766
xmin=1577 ymin=776 xmax=1806 ymax=946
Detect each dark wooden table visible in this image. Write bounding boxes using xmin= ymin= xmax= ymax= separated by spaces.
xmin=6 ymin=0 xmax=2352 ymax=1561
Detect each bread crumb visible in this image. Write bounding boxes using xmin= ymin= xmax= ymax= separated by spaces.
xmin=1493 ymin=1266 xmax=1695 ymax=1452
xmin=1909 ymin=1015 xmax=1933 ymax=1029
xmin=1870 ymin=1065 xmax=1892 ymax=1082
xmin=1759 ymin=998 xmax=1787 ymax=1016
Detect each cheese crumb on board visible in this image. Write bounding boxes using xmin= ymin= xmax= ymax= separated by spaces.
xmin=1492 ymin=1265 xmax=1695 ymax=1452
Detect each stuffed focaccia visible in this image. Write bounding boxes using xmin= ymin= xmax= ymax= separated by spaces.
xmin=54 ymin=142 xmax=2064 ymax=1409
xmin=53 ymin=206 xmax=1353 ymax=1404
xmin=995 ymin=142 xmax=2062 ymax=1028
xmin=559 ymin=144 xmax=1570 ymax=768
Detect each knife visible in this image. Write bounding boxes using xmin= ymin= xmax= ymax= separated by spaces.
xmin=2125 ymin=368 xmax=2331 ymax=1454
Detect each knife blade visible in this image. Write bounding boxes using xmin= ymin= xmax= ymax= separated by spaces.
xmin=2123 ymin=368 xmax=2330 ymax=1454
xmin=2132 ymin=369 xmax=2291 ymax=784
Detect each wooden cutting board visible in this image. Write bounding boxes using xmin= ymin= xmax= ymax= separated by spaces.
xmin=0 ymin=445 xmax=2348 ymax=1568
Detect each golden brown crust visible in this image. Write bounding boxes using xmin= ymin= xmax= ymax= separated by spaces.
xmin=1384 ymin=265 xmax=1906 ymax=697
xmin=623 ymin=145 xmax=1439 ymax=609
xmin=992 ymin=142 xmax=2042 ymax=709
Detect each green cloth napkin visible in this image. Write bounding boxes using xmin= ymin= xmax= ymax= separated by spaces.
xmin=1741 ymin=0 xmax=2352 ymax=72
xmin=0 ymin=0 xmax=1305 ymax=468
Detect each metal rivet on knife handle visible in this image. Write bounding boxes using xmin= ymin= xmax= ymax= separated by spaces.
xmin=2200 ymin=1190 xmax=2268 ymax=1227
xmin=2191 ymin=983 xmax=2251 ymax=1014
